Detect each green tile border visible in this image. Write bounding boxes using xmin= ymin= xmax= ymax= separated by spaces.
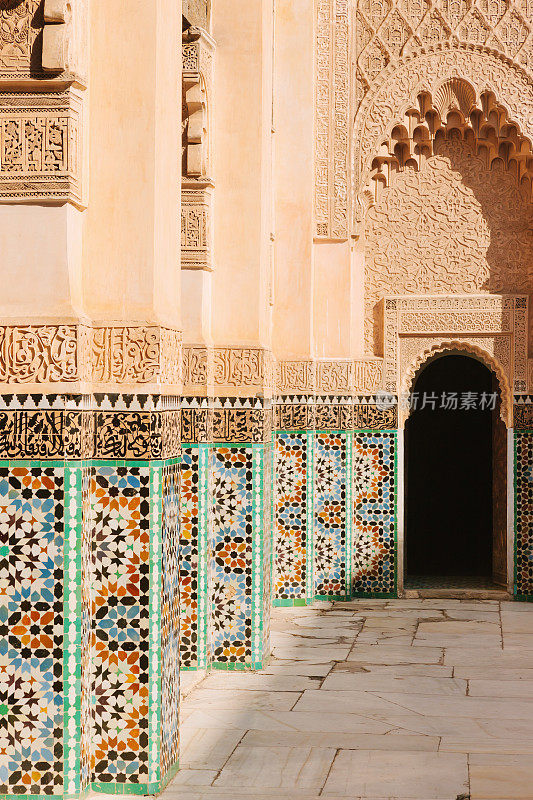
xmin=198 ymin=443 xmax=210 ymax=668
xmin=346 ymin=431 xmax=353 ymax=598
xmin=513 ymin=431 xmax=532 ymax=601
xmin=305 ymin=431 xmax=314 ymax=603
xmin=63 ymin=464 xmax=83 ymax=797
xmin=251 ymin=443 xmax=265 ymax=665
xmin=148 ymin=464 xmax=163 ymax=787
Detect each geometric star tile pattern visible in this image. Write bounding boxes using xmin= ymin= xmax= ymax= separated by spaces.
xmin=90 ymin=466 xmax=151 ymax=789
xmin=211 ymin=448 xmax=254 ymax=665
xmin=314 ymin=433 xmax=349 ymax=599
xmin=353 ymin=432 xmax=397 ymax=596
xmin=0 ymin=466 xmax=65 ymax=797
xmin=179 ymin=449 xmax=200 ymax=668
xmin=274 ymin=434 xmax=307 ymax=601
xmin=515 ymin=431 xmax=533 ymax=598
xmin=161 ymin=462 xmax=180 ymax=785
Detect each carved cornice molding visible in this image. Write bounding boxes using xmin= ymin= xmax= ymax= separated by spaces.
xmin=0 ymin=324 xmax=182 ymax=391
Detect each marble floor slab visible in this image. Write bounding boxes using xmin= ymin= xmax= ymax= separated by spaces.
xmin=161 ymin=598 xmax=533 ymax=800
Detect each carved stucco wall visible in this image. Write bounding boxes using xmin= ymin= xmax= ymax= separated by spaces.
xmin=183 ymin=0 xmax=209 ymax=30
xmin=354 ymin=0 xmax=532 ymax=109
xmin=364 ymin=137 xmax=533 ymax=352
xmin=311 ymin=1 xmax=533 ymax=392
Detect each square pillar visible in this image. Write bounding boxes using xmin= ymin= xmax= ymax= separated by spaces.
xmin=2 ymin=394 xmax=181 ymax=798
xmin=180 ymin=398 xmax=273 ymax=671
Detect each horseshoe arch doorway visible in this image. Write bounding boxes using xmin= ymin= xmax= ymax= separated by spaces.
xmin=404 ymin=352 xmax=508 ymax=590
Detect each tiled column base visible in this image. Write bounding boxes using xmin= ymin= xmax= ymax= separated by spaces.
xmin=273 ymin=398 xmax=398 ymax=604
xmin=2 ymin=395 xmax=181 ymax=798
xmin=89 ymin=460 xmax=180 ymax=794
xmin=179 ymin=399 xmax=273 ymax=671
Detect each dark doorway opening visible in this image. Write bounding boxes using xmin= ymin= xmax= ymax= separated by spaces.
xmin=405 ymin=353 xmax=506 ymax=586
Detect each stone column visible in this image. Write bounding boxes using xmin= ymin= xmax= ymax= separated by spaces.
xmin=180 ymin=0 xmax=274 ymax=671
xmin=1 ymin=1 xmax=183 ymax=797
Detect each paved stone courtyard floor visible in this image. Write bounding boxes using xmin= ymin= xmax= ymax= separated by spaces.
xmin=163 ymin=598 xmax=533 ymax=800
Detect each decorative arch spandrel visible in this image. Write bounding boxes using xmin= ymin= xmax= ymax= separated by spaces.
xmin=399 ymin=340 xmax=513 ymax=428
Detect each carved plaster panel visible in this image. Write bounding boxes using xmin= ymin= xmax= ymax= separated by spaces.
xmin=275 ymin=358 xmax=386 ymax=395
xmin=276 ymin=361 xmax=316 ymax=394
xmin=364 ymin=139 xmax=533 ymax=352
xmin=0 ymin=324 xmax=182 ymax=389
xmin=314 ymin=0 xmax=350 ymax=240
xmin=317 ymin=360 xmax=352 ymax=392
xmin=213 ymin=347 xmax=272 ymax=392
xmin=0 ymin=0 xmax=87 ymax=80
xmin=181 ymin=187 xmax=213 ymax=270
xmin=182 ymin=346 xmax=210 ymax=389
xmin=0 ymin=0 xmax=42 ymax=76
xmin=355 ymin=0 xmax=532 ymax=115
xmin=353 ymin=359 xmax=384 ymax=393
xmin=382 ymin=294 xmax=527 ymax=426
xmin=182 ymin=345 xmax=274 ymax=396
xmin=0 ymin=89 xmax=84 ymax=205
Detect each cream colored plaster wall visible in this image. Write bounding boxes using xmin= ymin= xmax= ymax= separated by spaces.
xmin=313 ymin=241 xmax=352 ymax=359
xmin=182 ymin=270 xmax=212 ymax=344
xmin=0 ymin=204 xmax=82 ymax=321
xmin=83 ymin=0 xmax=181 ymax=327
xmin=272 ymin=0 xmax=315 ymax=361
xmin=210 ymin=0 xmax=273 ymax=348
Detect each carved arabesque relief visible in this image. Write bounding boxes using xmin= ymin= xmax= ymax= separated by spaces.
xmin=355 ymin=0 xmax=532 ymax=113
xmin=359 ymin=78 xmax=533 ymax=211
xmin=0 ymin=0 xmax=42 ymax=73
xmin=182 ymin=25 xmax=215 ymax=270
xmin=364 ymin=135 xmax=533 ymax=352
xmin=315 ymin=0 xmax=350 ymax=240
xmin=0 ymin=0 xmax=87 ymax=77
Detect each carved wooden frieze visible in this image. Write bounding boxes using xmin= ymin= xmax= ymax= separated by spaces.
xmin=353 ymin=404 xmax=397 ymax=430
xmin=0 ymin=89 xmax=84 ymax=205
